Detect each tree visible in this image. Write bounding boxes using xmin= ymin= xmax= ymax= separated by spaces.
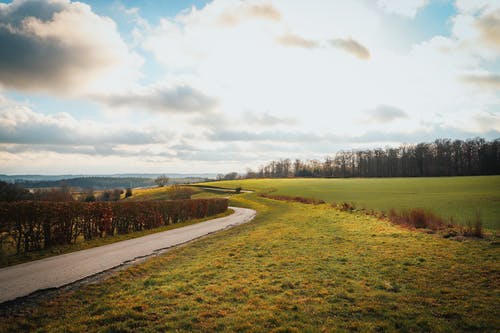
xmin=0 ymin=181 xmax=33 ymax=201
xmin=243 ymin=137 xmax=500 ymax=179
xmin=99 ymin=189 xmax=123 ymax=201
xmin=155 ymin=174 xmax=169 ymax=187
xmin=223 ymin=172 xmax=238 ymax=180
xmin=83 ymin=189 xmax=96 ymax=202
xmin=33 ymin=186 xmax=74 ymax=202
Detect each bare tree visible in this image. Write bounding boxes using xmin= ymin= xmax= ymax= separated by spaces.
xmin=155 ymin=174 xmax=170 ymax=187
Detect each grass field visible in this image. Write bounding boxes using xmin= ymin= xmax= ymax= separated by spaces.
xmin=127 ymin=186 xmax=233 ymax=201
xmin=3 ymin=193 xmax=498 ymax=332
xmin=199 ymin=176 xmax=500 ymax=230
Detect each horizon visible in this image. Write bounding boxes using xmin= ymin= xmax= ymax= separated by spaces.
xmin=0 ymin=0 xmax=499 ymax=174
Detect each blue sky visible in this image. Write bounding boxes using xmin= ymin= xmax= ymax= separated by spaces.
xmin=0 ymin=0 xmax=498 ymax=174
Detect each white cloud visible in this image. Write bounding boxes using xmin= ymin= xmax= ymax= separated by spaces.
xmin=0 ymin=101 xmax=167 ymax=146
xmin=377 ymin=0 xmax=430 ymax=18
xmin=94 ymin=84 xmax=218 ymax=114
xmin=0 ymin=0 xmax=142 ymax=95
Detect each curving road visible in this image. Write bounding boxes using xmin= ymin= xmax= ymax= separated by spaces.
xmin=0 ymin=206 xmax=256 ymax=304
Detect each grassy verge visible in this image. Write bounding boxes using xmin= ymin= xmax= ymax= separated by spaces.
xmin=2 ymin=193 xmax=498 ymax=332
xmin=0 ymin=209 xmax=233 ymax=268
xmin=199 ymin=176 xmax=500 ymax=229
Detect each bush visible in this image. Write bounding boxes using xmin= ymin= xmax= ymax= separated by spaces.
xmin=336 ymin=202 xmax=356 ymax=212
xmin=387 ymin=208 xmax=446 ymax=230
xmin=259 ymin=193 xmax=325 ymax=205
xmin=0 ymin=198 xmax=228 ymax=254
xmin=125 ymin=188 xmax=133 ymax=198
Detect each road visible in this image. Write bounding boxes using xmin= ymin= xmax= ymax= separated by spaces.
xmin=0 ymin=206 xmax=256 ymax=304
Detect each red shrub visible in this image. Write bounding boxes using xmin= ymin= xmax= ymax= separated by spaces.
xmin=0 ymin=198 xmax=228 ymax=254
xmin=259 ymin=193 xmax=325 ymax=205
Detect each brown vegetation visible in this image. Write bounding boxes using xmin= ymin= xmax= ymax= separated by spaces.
xmin=259 ymin=193 xmax=325 ymax=205
xmin=0 ymin=198 xmax=228 ymax=254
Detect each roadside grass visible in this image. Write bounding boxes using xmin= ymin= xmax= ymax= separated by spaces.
xmin=2 ymin=194 xmax=498 ymax=332
xmin=0 ymin=209 xmax=233 ymax=268
xmin=200 ymin=176 xmax=500 ymax=230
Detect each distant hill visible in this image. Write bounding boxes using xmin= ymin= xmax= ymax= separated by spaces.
xmin=4 ymin=175 xmax=216 ymax=190
xmin=0 ymin=173 xmax=217 ymax=184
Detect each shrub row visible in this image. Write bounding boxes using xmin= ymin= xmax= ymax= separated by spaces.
xmin=0 ymin=198 xmax=228 ymax=254
xmin=259 ymin=193 xmax=325 ymax=205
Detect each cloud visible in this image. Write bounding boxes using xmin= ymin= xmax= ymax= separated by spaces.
xmin=276 ymin=33 xmax=318 ymax=49
xmin=364 ymin=105 xmax=409 ymax=123
xmin=218 ymin=2 xmax=281 ymax=26
xmin=451 ymin=3 xmax=500 ymax=60
xmin=330 ymin=38 xmax=370 ymax=60
xmin=351 ymin=127 xmax=500 ymax=144
xmin=0 ymin=106 xmax=164 ymax=146
xmin=475 ymin=9 xmax=500 ymax=49
xmin=462 ymin=74 xmax=500 ymax=90
xmin=208 ymin=130 xmax=320 ymax=143
xmin=473 ymin=112 xmax=500 ymax=132
xmin=95 ymin=84 xmax=218 ymax=113
xmin=243 ymin=112 xmax=297 ymax=126
xmin=377 ymin=0 xmax=430 ymax=18
xmin=0 ymin=0 xmax=140 ymax=95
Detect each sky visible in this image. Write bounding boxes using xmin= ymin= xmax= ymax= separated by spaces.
xmin=0 ymin=0 xmax=499 ymax=175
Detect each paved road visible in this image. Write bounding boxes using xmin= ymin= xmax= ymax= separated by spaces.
xmin=0 ymin=207 xmax=256 ymax=304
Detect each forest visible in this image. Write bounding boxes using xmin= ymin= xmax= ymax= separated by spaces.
xmin=245 ymin=137 xmax=500 ymax=178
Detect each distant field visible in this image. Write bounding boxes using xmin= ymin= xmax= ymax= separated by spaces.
xmin=200 ymin=176 xmax=500 ymax=229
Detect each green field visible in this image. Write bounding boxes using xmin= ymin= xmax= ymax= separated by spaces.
xmin=200 ymin=176 xmax=500 ymax=230
xmin=3 ymin=193 xmax=498 ymax=332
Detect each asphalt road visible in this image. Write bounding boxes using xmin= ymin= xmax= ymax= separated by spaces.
xmin=0 ymin=206 xmax=256 ymax=304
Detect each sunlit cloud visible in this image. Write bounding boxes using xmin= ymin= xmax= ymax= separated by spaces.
xmin=330 ymin=38 xmax=371 ymax=60
xmin=462 ymin=74 xmax=500 ymax=90
xmin=0 ymin=0 xmax=141 ymax=95
xmin=276 ymin=33 xmax=318 ymax=49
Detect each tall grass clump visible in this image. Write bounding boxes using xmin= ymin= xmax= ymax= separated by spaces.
xmin=387 ymin=208 xmax=447 ymax=230
xmin=465 ymin=211 xmax=484 ymax=238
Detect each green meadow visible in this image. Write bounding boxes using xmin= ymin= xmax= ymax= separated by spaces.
xmin=200 ymin=176 xmax=500 ymax=230
xmin=3 ymin=193 xmax=498 ymax=332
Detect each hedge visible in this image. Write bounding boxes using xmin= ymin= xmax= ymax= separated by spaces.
xmin=0 ymin=198 xmax=228 ymax=254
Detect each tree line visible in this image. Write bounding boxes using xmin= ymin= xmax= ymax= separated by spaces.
xmin=14 ymin=177 xmax=155 ymax=190
xmin=244 ymin=138 xmax=500 ymax=178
